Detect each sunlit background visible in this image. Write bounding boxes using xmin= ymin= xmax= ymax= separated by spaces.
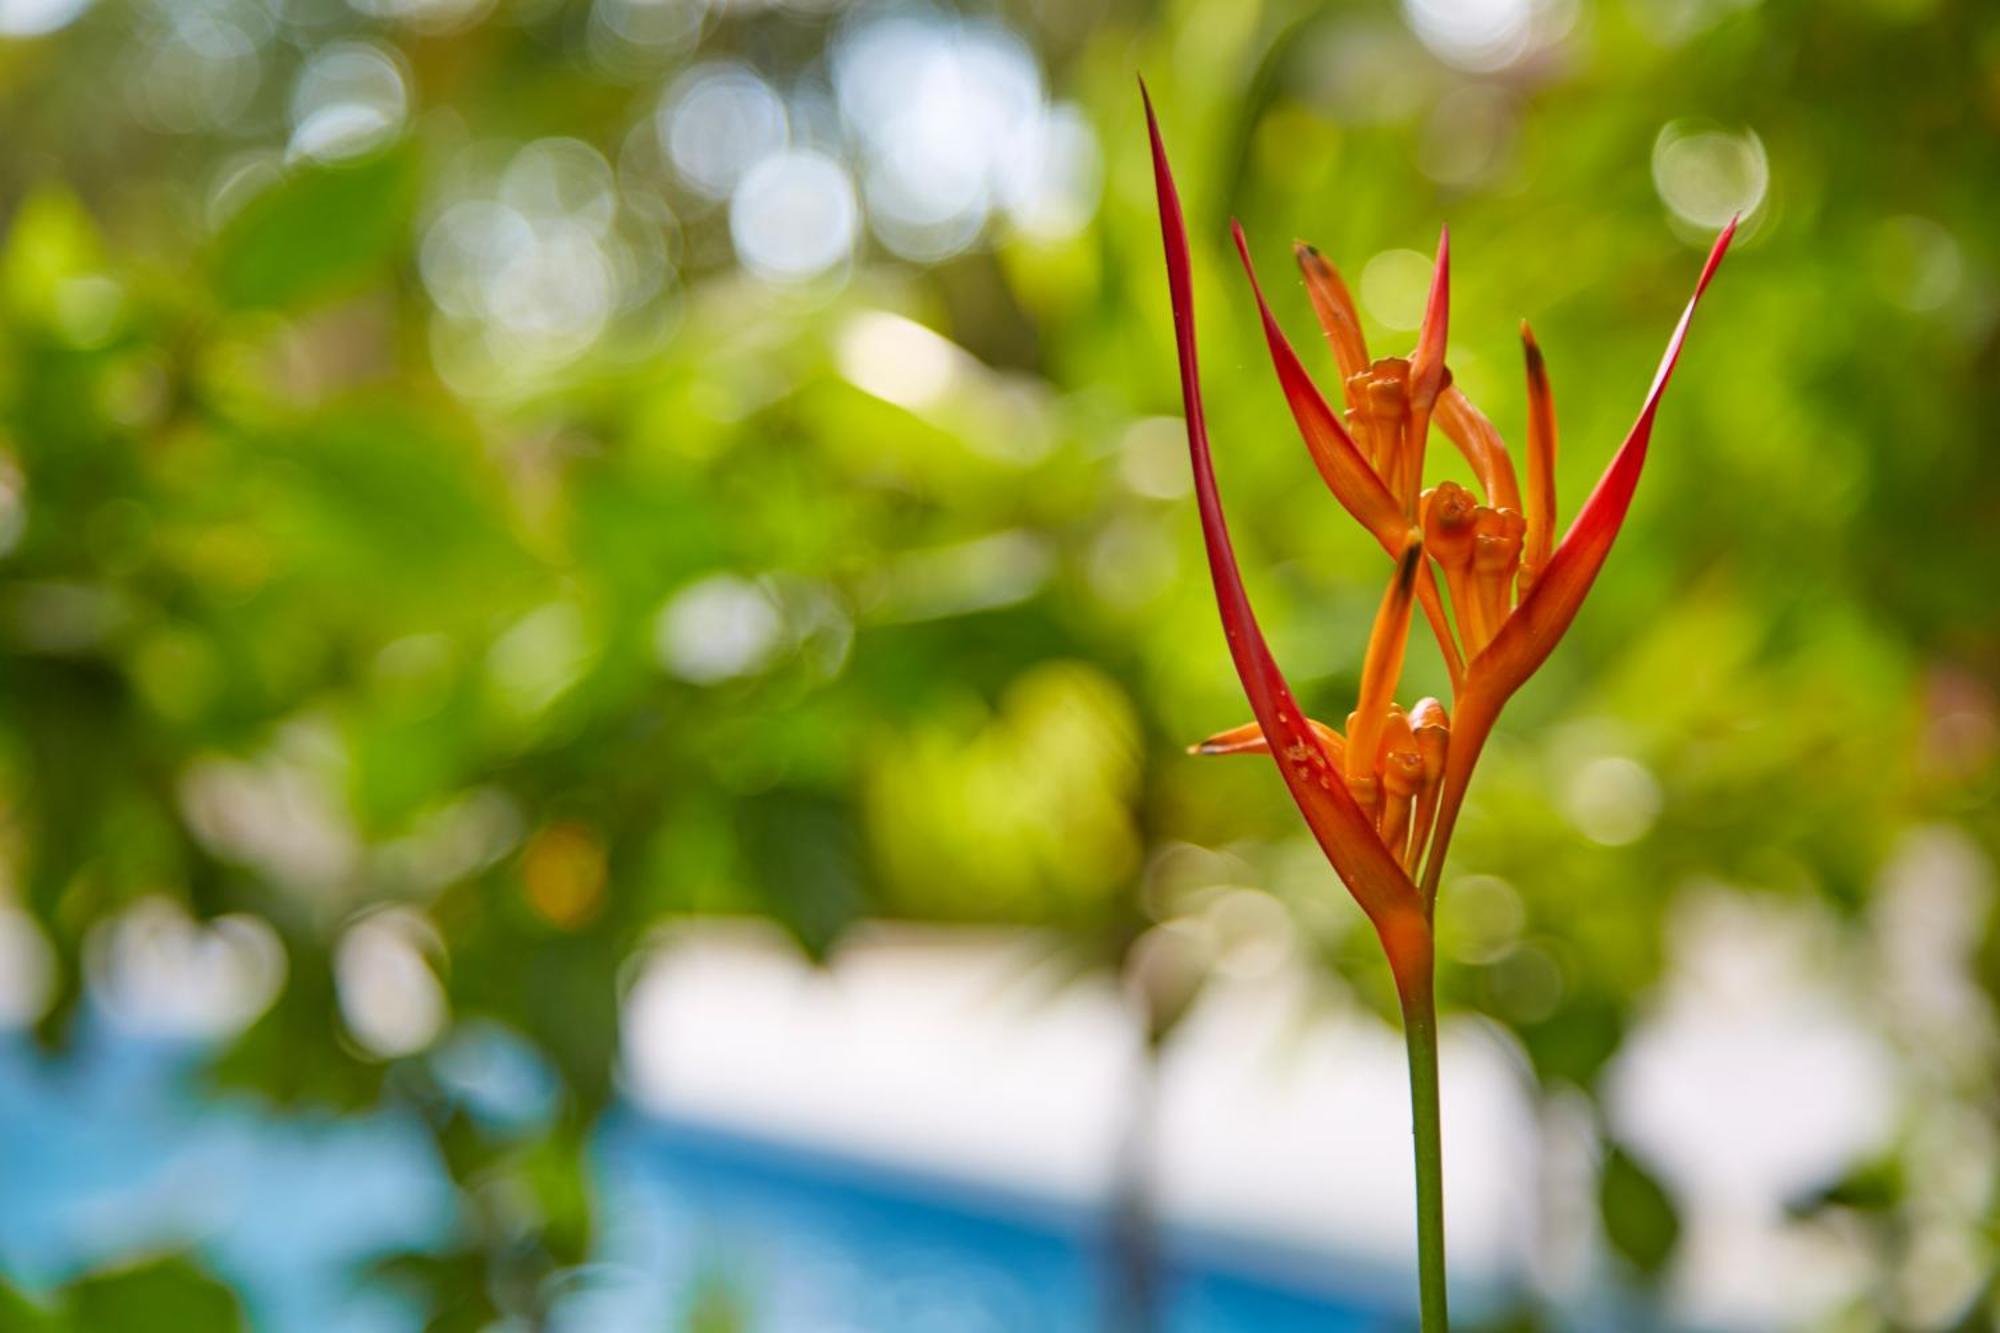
xmin=0 ymin=0 xmax=1996 ymax=1329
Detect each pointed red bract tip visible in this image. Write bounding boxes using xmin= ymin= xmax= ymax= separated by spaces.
xmin=1475 ymin=220 xmax=1738 ymax=702
xmin=1408 ymin=225 xmax=1450 ymax=413
xmin=1520 ymin=320 xmax=1557 ymax=588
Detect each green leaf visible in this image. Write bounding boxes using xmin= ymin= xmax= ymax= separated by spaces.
xmin=265 ymin=398 xmax=521 ymax=591
xmin=740 ymin=788 xmax=866 ymax=958
xmin=1789 ymin=1154 xmax=1904 ymax=1217
xmin=0 ymin=186 xmax=105 ymax=328
xmin=212 ymin=148 xmax=418 ymax=310
xmin=1599 ymin=1143 xmax=1681 ymax=1278
xmin=66 ymin=1256 xmax=246 ymax=1332
xmin=368 ymin=1249 xmax=501 ymax=1333
xmin=0 ymin=1277 xmax=63 ymax=1331
xmin=683 ymin=1268 xmax=752 ymax=1333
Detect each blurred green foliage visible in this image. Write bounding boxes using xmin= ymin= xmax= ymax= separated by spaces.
xmin=0 ymin=1255 xmax=246 ymax=1332
xmin=1 ymin=0 xmax=1998 ymax=1327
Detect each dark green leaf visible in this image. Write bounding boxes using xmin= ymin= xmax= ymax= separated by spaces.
xmin=1600 ymin=1144 xmax=1681 ymax=1278
xmin=212 ymin=149 xmax=418 ymax=310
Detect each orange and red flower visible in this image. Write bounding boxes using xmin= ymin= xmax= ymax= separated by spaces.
xmin=1143 ymin=83 xmax=1735 ymax=980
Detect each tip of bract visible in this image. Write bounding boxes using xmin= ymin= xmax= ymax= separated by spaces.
xmin=1701 ymin=215 xmax=1740 ymax=290
xmin=1397 ymin=530 xmax=1424 ymax=586
xmin=1476 ymin=215 xmax=1737 ymax=703
xmin=1409 ymin=226 xmax=1451 ymax=409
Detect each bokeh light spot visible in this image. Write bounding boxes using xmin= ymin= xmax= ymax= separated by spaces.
xmin=1870 ymin=215 xmax=1963 ymax=313
xmin=289 ymin=42 xmax=409 ymax=163
xmin=1419 ymin=86 xmax=1516 ymax=187
xmin=590 ymin=0 xmax=701 ymax=69
xmin=0 ymin=0 xmax=89 ymax=36
xmin=421 ymin=137 xmax=666 ymax=392
xmin=663 ymin=63 xmax=789 ymax=201
xmin=654 ymin=574 xmax=784 ymax=684
xmin=1652 ymin=121 xmax=1768 ymax=228
xmin=832 ymin=12 xmax=1092 ymax=262
xmin=1404 ymin=0 xmax=1533 ymax=71
xmin=1000 ymin=102 xmax=1100 ymax=241
xmin=131 ymin=12 xmax=261 ymax=135
xmin=1563 ymin=755 xmax=1663 ymax=846
xmin=0 ymin=452 xmax=25 ymax=557
xmin=487 ymin=601 xmax=595 ymax=718
xmin=350 ymin=0 xmax=493 ymax=34
xmin=837 ymin=311 xmax=965 ymax=410
xmin=729 ymin=148 xmax=857 ymax=283
xmin=1441 ymin=874 xmax=1526 ymax=964
xmin=1118 ymin=417 xmax=1193 ymax=501
xmin=88 ymin=900 xmax=287 ymax=1039
xmin=1360 ymin=248 xmax=1435 ymax=332
xmin=336 ymin=909 xmax=448 ymax=1059
xmin=0 ymin=908 xmax=56 ymax=1028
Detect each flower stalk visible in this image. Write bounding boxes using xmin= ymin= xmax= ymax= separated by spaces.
xmin=1395 ymin=933 xmax=1447 ymax=1333
xmin=1141 ymin=75 xmax=1735 ymax=1328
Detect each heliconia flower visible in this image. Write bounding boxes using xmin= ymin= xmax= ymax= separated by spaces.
xmin=1143 ymin=82 xmax=1734 ymax=969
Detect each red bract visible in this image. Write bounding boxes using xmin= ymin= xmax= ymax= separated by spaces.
xmin=1144 ymin=82 xmax=1428 ymax=966
xmin=1143 ymin=82 xmax=1735 ymax=965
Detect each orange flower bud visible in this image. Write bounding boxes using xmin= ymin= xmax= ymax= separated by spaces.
xmin=1296 ymin=241 xmax=1372 ymax=396
xmin=1519 ymin=322 xmax=1558 ymax=598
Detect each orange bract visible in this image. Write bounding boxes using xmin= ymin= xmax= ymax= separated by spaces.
xmin=1143 ymin=82 xmax=1735 ymax=953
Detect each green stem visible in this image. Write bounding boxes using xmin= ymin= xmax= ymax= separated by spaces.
xmin=1397 ymin=942 xmax=1449 ymax=1333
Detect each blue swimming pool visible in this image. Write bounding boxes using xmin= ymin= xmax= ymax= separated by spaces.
xmin=595 ymin=1114 xmax=1405 ymax=1331
xmin=0 ymin=1023 xmax=1406 ymax=1331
